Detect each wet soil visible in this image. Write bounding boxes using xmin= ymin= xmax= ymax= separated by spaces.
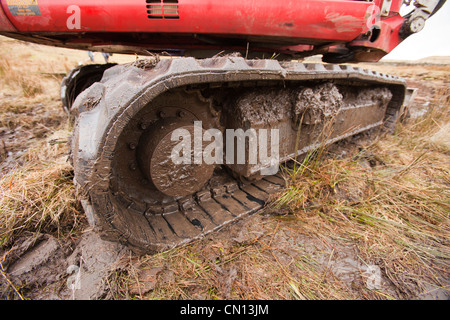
xmin=1 ymin=230 xmax=131 ymax=300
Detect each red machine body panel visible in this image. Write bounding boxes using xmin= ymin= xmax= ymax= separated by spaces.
xmin=0 ymin=0 xmax=407 ymax=61
xmin=0 ymin=0 xmax=370 ymax=39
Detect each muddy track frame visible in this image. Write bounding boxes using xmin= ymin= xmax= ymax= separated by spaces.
xmin=70 ymin=57 xmax=406 ymax=254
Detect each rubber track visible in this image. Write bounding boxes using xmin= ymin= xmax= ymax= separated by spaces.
xmin=70 ymin=57 xmax=406 ymax=254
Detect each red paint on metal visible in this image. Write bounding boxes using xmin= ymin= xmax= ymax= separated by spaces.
xmin=0 ymin=1 xmax=16 ymax=31
xmin=0 ymin=0 xmax=409 ymax=61
xmin=1 ymin=0 xmax=371 ymax=41
xmin=350 ymin=14 xmax=405 ymax=61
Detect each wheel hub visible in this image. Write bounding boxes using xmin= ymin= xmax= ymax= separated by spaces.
xmin=137 ymin=119 xmax=215 ymax=197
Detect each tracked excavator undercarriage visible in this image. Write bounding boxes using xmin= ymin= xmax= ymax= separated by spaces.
xmin=68 ymin=56 xmax=406 ymax=253
xmin=2 ymin=0 xmax=439 ymax=254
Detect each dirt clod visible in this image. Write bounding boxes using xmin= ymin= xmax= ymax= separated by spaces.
xmin=64 ymin=231 xmax=131 ymax=300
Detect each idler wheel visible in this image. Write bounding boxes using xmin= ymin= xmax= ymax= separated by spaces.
xmin=137 ymin=118 xmax=215 ymax=197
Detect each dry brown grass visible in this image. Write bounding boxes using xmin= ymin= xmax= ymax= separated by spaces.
xmin=0 ymin=36 xmax=139 ymax=249
xmin=0 ymin=37 xmax=85 ymax=248
xmin=0 ymin=132 xmax=83 ymax=248
xmin=0 ymin=56 xmax=44 ymax=98
xmin=0 ymin=58 xmax=61 ymax=96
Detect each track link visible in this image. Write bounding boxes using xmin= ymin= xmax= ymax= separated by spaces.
xmin=70 ymin=57 xmax=406 ymax=254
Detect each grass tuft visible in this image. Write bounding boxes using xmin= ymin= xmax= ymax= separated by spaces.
xmin=0 ymin=57 xmax=43 ymax=97
xmin=0 ymin=153 xmax=82 ymax=248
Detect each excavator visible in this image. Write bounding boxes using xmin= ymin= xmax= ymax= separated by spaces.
xmin=0 ymin=0 xmax=445 ymax=253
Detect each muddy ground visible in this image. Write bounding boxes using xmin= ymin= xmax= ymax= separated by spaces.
xmin=0 ymin=37 xmax=449 ymax=300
